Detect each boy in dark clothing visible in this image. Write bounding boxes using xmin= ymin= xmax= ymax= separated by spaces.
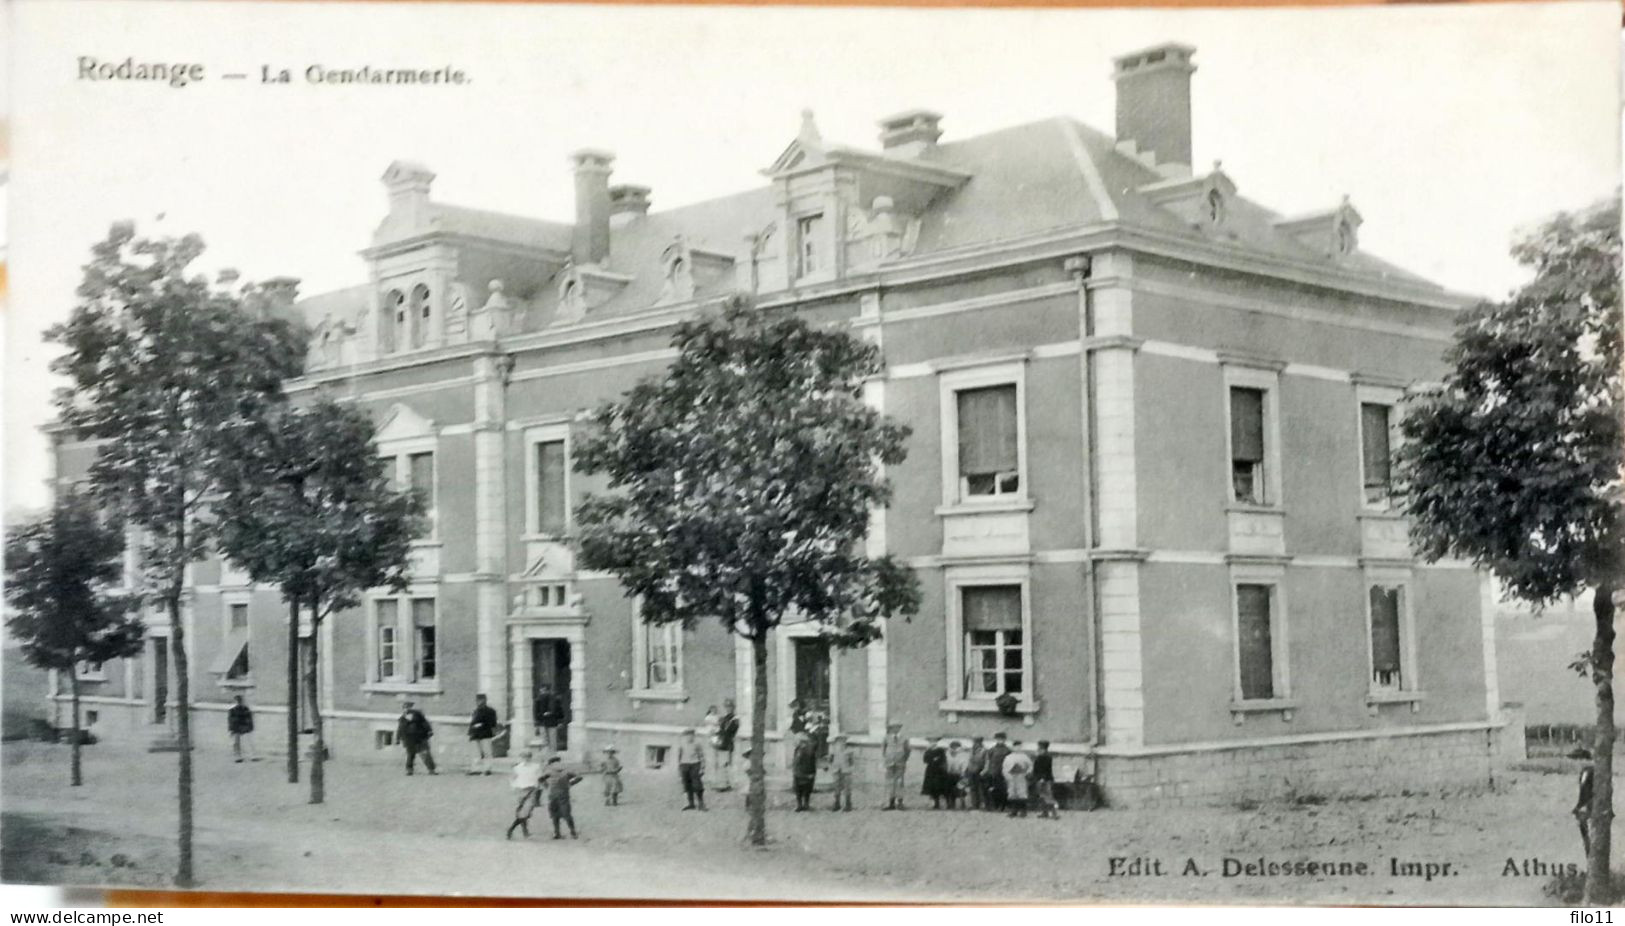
xmin=1033 ymin=740 xmax=1060 ymax=819
xmin=466 ymin=694 xmax=499 ymax=775
xmin=983 ymin=732 xmax=1011 ymax=811
xmin=541 ymin=756 xmax=582 ymax=839
xmin=397 ymin=701 xmax=437 ymax=775
xmin=227 ymin=695 xmax=256 ymax=763
xmin=791 ymin=732 xmax=818 ymax=811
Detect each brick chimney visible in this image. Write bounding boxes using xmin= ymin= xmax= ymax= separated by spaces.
xmin=1112 ymin=43 xmax=1196 ymax=169
xmin=878 ymin=109 xmax=943 ymax=158
xmin=570 ymin=149 xmax=615 ymax=266
xmin=608 ymin=184 xmax=651 ymax=226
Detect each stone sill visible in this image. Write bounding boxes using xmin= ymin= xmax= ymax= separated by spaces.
xmin=519 ymin=533 xmax=571 ymax=544
xmin=1225 ymin=504 xmax=1286 ymax=516
xmin=1357 ymin=510 xmax=1404 ymax=522
xmin=362 ymin=681 xmax=444 ymax=696
xmin=1366 ymin=690 xmax=1426 ymax=714
xmin=934 ymin=499 xmax=1035 ymax=517
xmin=628 ymin=688 xmax=689 ymax=704
xmin=216 ymin=678 xmax=256 ymax=690
xmin=1230 ymin=698 xmax=1297 ymax=723
xmin=939 ymin=698 xmax=1041 ymax=726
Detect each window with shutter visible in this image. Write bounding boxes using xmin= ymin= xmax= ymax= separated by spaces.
xmin=1361 ymin=403 xmax=1393 ymax=506
xmin=961 ymin=585 xmax=1025 ymax=697
xmin=1230 ymin=387 xmax=1266 ymax=504
xmin=957 ymin=385 xmax=1020 ymax=498
xmin=1236 ymin=584 xmax=1275 ymax=700
xmin=376 ymin=600 xmax=399 ymax=680
xmin=1369 ymin=585 xmax=1402 ymax=689
xmin=413 ymin=598 xmax=437 ymax=681
xmin=536 ymin=440 xmax=567 ymax=535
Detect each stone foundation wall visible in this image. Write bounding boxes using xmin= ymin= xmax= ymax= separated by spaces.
xmin=1097 ymin=723 xmax=1506 ymax=808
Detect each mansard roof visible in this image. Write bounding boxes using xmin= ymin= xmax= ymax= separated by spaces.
xmin=304 ymin=110 xmax=1451 ymax=334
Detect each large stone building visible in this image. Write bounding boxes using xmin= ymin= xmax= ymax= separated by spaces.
xmin=48 ymin=43 xmax=1509 ymax=805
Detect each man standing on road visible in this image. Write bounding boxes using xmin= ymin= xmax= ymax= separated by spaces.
xmin=881 ymin=722 xmax=910 ymax=810
xmin=677 ymin=727 xmax=707 ymax=811
xmin=226 ymin=695 xmax=256 ymax=763
xmin=467 ymin=694 xmax=499 ymax=775
xmin=714 ymin=699 xmax=741 ymax=792
xmin=964 ymin=735 xmax=987 ymax=810
xmin=397 ymin=701 xmax=437 ymax=776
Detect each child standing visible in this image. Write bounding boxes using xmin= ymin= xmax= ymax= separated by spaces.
xmin=505 ymin=750 xmax=543 ymax=839
xmin=1032 ymin=740 xmax=1060 ymax=819
xmin=791 ymin=732 xmax=818 ymax=811
xmin=602 ymin=744 xmax=624 ymax=806
xmin=541 ymin=755 xmax=583 ymax=839
xmin=828 ymin=734 xmax=855 ymax=812
xmin=1003 ymin=743 xmax=1034 ymax=818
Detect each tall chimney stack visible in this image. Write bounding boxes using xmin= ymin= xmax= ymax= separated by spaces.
xmin=1112 ymin=43 xmax=1196 ymax=169
xmin=570 ymin=149 xmax=615 ymax=266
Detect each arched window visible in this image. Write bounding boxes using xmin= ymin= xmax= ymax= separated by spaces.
xmin=409 ymin=284 xmax=431 ymax=348
xmin=383 ymin=289 xmax=405 ymax=354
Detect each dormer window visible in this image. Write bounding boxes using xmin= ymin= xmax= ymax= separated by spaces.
xmin=1205 ymin=188 xmax=1226 ymax=227
xmin=797 ymin=214 xmax=824 ymax=278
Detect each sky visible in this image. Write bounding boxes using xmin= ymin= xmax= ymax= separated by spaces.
xmin=4 ymin=0 xmax=1619 ymax=517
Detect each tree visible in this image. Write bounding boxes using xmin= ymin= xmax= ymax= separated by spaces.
xmin=1397 ymin=197 xmax=1621 ymax=902
xmin=4 ymin=494 xmax=145 ymax=786
xmin=213 ymin=399 xmax=426 ymax=804
xmin=47 ymin=223 xmax=306 ymax=887
xmin=575 ymin=300 xmax=920 ymax=846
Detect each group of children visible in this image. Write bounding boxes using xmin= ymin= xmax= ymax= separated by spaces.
xmin=505 ymin=744 xmax=626 ymax=840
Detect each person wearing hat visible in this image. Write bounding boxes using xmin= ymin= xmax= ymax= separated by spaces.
xmin=505 ymin=749 xmax=543 ymax=839
xmin=1571 ymin=747 xmax=1595 ymax=855
xmin=881 ymin=722 xmax=910 ymax=810
xmin=791 ymin=730 xmax=819 ymax=811
xmin=396 ymin=700 xmax=436 ymax=776
xmin=1003 ymin=740 xmax=1034 ymax=818
xmin=466 ymin=694 xmax=499 ymax=776
xmin=963 ymin=736 xmax=988 ymax=810
xmin=601 ymin=744 xmax=624 ymax=806
xmin=828 ymin=733 xmax=856 ymax=812
xmin=983 ymin=731 xmax=1011 ymax=811
xmin=921 ymin=735 xmax=951 ymax=810
xmin=677 ymin=727 xmax=707 ymax=810
xmin=540 ymin=755 xmax=582 ymax=839
xmin=1032 ymin=740 xmax=1060 ymax=819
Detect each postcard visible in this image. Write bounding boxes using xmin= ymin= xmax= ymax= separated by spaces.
xmin=3 ymin=0 xmax=1621 ymax=906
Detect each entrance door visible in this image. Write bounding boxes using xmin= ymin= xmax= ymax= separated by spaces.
xmin=793 ymin=637 xmax=831 ymax=719
xmin=531 ymin=639 xmax=572 ymax=751
xmin=151 ymin=638 xmax=169 ymax=724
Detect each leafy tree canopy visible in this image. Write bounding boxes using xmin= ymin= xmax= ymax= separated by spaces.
xmin=1398 ymin=197 xmax=1622 ymax=603
xmin=46 ymin=223 xmax=307 ymax=588
xmin=4 ymin=493 xmax=144 ymax=672
xmin=574 ymin=300 xmax=920 ymax=644
xmin=213 ymin=399 xmax=427 ymax=616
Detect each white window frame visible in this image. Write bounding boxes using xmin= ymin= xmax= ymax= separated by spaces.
xmin=630 ymin=599 xmax=686 ymax=702
xmin=1356 ymin=384 xmax=1404 ymax=512
xmin=216 ymin=595 xmax=254 ymax=686
xmin=378 ymin=438 xmax=438 ymax=541
xmin=523 ymin=423 xmax=572 ymax=539
xmin=796 ymin=212 xmax=825 ymax=279
xmin=74 ymin=660 xmax=108 ymax=682
xmin=1363 ymin=565 xmax=1424 ymax=710
xmin=937 ymin=358 xmax=1030 ymax=510
xmin=364 ymin=590 xmax=442 ymax=694
xmin=1228 ymin=562 xmax=1294 ymax=719
xmin=939 ymin=563 xmax=1039 ymax=717
xmin=1222 ymin=363 xmax=1284 ymax=509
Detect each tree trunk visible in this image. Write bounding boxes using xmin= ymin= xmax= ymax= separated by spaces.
xmin=746 ymin=630 xmax=769 ymax=847
xmin=307 ymin=601 xmax=325 ymax=805
xmin=1586 ymin=580 xmax=1616 ymax=904
xmin=69 ymin=667 xmax=82 ymax=787
xmin=286 ymin=598 xmax=300 ymax=784
xmin=169 ymin=589 xmax=195 ymax=888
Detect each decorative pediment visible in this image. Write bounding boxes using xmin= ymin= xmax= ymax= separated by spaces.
xmin=1274 ymin=196 xmax=1364 ymax=261
xmin=375 ymin=403 xmax=437 ymax=445
xmin=763 ymin=110 xmax=829 ymax=177
xmin=1139 ymin=163 xmax=1238 ymax=231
